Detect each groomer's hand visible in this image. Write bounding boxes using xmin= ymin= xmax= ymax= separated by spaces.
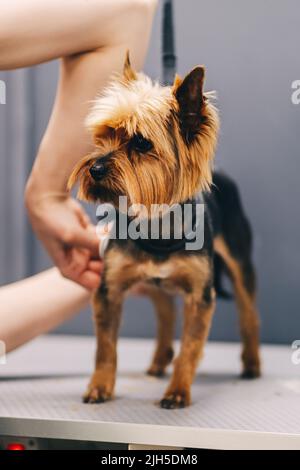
xmin=25 ymin=191 xmax=102 ymax=290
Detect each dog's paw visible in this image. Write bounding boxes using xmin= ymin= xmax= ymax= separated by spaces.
xmin=159 ymin=392 xmax=190 ymax=409
xmin=146 ymin=365 xmax=165 ymax=377
xmin=241 ymin=365 xmax=261 ymax=379
xmin=147 ymin=348 xmax=174 ymax=377
xmin=83 ymin=387 xmax=112 ymax=404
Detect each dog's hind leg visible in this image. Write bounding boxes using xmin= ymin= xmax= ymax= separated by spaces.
xmin=146 ymin=289 xmax=175 ymax=377
xmin=83 ymin=284 xmax=123 ymax=404
xmin=214 ymin=236 xmax=261 ymax=378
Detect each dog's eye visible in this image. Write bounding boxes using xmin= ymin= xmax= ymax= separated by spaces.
xmin=131 ymin=133 xmax=153 ymax=153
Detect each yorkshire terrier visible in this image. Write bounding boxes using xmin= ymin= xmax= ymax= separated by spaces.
xmin=68 ymin=53 xmax=260 ymax=409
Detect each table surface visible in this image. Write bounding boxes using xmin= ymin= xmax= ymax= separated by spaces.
xmin=0 ymin=335 xmax=300 ymax=449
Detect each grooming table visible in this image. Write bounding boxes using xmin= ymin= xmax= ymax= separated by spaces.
xmin=0 ymin=335 xmax=299 ymax=450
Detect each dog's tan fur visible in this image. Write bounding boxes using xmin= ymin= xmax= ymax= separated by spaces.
xmin=69 ymin=53 xmax=260 ymax=408
xmin=83 ymin=244 xmax=214 ymax=406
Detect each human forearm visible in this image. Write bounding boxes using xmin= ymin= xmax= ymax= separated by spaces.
xmin=0 ymin=268 xmax=91 ymax=353
xmin=26 ymin=68 xmax=94 ymax=197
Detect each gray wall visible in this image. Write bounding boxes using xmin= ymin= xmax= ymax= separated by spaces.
xmin=0 ymin=0 xmax=299 ymax=344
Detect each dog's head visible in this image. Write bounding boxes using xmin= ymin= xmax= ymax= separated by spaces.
xmin=68 ymin=52 xmax=219 ymax=211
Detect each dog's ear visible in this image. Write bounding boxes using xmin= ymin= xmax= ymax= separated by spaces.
xmin=123 ymin=50 xmax=137 ymax=81
xmin=174 ymin=66 xmax=206 ymax=137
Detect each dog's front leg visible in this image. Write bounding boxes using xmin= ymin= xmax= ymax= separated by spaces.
xmin=83 ymin=286 xmax=122 ymax=404
xmin=160 ymin=288 xmax=215 ymax=409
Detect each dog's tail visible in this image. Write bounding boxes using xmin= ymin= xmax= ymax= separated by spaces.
xmin=213 ymin=253 xmax=233 ymax=300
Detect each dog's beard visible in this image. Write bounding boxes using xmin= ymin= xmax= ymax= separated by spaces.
xmin=78 ymin=153 xmax=177 ymax=212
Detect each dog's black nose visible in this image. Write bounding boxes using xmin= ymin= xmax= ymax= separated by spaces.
xmin=89 ymin=160 xmax=107 ymax=181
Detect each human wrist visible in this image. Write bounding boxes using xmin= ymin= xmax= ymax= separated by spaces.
xmin=25 ymin=172 xmax=69 ymax=213
xmin=26 ymin=141 xmax=73 ymax=199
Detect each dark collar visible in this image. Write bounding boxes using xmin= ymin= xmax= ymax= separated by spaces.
xmin=97 ymin=194 xmax=205 ymax=258
xmin=133 ymin=193 xmax=204 ymax=257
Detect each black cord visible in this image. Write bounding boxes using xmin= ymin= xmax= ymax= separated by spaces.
xmin=162 ymin=0 xmax=177 ymax=86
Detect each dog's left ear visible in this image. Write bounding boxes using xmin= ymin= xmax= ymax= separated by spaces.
xmin=123 ymin=50 xmax=137 ymax=81
xmin=174 ymin=66 xmax=206 ymax=137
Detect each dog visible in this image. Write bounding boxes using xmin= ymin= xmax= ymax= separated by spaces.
xmin=68 ymin=53 xmax=260 ymax=409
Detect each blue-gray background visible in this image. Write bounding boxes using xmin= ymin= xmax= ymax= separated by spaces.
xmin=0 ymin=0 xmax=299 ymax=344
